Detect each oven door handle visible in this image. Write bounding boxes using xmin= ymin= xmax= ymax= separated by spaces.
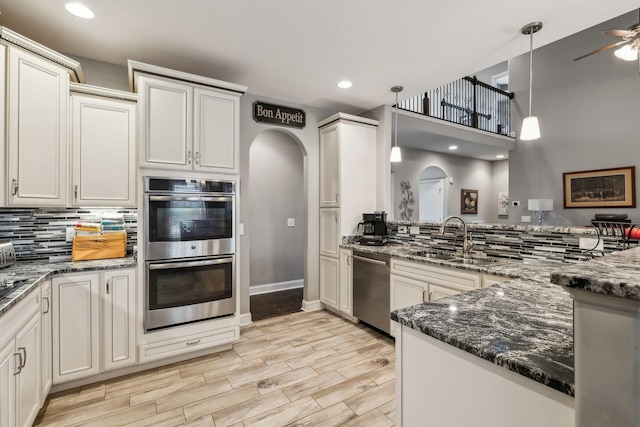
xmin=148 ymin=195 xmax=233 ymax=203
xmin=149 ymin=258 xmax=233 ymax=270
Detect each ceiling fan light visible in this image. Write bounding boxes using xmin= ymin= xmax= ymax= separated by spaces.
xmin=614 ymin=45 xmax=638 ymax=61
xmin=390 ymin=146 xmax=402 ymax=162
xmin=521 ymin=116 xmax=540 ymax=140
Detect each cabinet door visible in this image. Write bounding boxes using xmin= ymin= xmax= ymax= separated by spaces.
xmin=7 ymin=46 xmax=68 ymax=206
xmin=53 ymin=273 xmax=100 ymax=384
xmin=103 ymin=269 xmax=136 ymax=371
xmin=15 ymin=313 xmax=41 ymax=427
xmin=71 ymin=94 xmax=136 ymax=207
xmin=40 ymin=281 xmax=52 ymax=399
xmin=194 ymin=88 xmax=238 ymax=173
xmin=390 ymin=274 xmax=428 ymax=337
xmin=339 ymin=249 xmax=353 ymax=315
xmin=319 ymin=124 xmax=340 ymax=207
xmin=320 ymin=256 xmax=340 ymax=310
xmin=138 ymin=75 xmax=192 ymax=169
xmin=319 ymin=208 xmax=340 ymax=257
xmin=0 ymin=340 xmax=16 ymax=427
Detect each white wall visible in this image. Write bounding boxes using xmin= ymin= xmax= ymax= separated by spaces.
xmin=249 ymin=131 xmax=304 ymax=287
xmin=509 ymin=10 xmax=640 ymax=226
xmin=491 ymin=159 xmax=509 ymax=223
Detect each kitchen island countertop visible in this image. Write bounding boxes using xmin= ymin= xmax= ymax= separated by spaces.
xmin=0 ymin=256 xmax=137 ymax=317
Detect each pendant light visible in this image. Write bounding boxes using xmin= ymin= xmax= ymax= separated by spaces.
xmin=520 ymin=22 xmax=542 ymax=141
xmin=390 ymin=85 xmax=403 ymax=162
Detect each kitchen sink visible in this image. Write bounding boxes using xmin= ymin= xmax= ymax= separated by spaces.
xmin=448 ymin=257 xmax=499 ymax=265
xmin=410 ymin=250 xmax=456 ymax=260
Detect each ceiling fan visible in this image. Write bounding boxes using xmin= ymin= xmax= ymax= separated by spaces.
xmin=573 ymin=11 xmax=640 ymax=64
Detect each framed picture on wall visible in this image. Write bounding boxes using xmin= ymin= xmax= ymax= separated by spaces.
xmin=563 ymin=166 xmax=636 ymax=208
xmin=461 ymin=189 xmax=478 ymax=214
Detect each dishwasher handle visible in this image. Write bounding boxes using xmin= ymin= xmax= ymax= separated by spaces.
xmin=352 ymin=254 xmax=388 ymax=266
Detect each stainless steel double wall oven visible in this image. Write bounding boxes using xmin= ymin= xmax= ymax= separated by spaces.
xmin=144 ymin=177 xmax=236 ymax=331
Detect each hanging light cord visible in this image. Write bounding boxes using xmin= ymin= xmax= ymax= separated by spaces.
xmin=394 ymin=91 xmax=399 ymax=148
xmin=528 ymin=29 xmax=533 ymax=117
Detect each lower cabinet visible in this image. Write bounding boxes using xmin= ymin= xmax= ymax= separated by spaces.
xmin=40 ymin=280 xmax=52 ymax=400
xmin=338 ymin=249 xmax=353 ymax=315
xmin=319 ymin=255 xmax=340 ymax=310
xmin=0 ymin=290 xmax=42 ymax=427
xmin=52 ymin=268 xmax=136 ymax=384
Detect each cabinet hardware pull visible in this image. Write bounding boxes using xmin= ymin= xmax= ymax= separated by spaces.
xmin=75 ymin=185 xmax=79 ymax=199
xmin=19 ymin=347 xmax=26 ymax=368
xmin=11 ymin=179 xmax=18 ymax=196
xmin=195 ymin=152 xmax=200 ymax=165
xmin=186 ymin=339 xmax=201 ymax=346
xmin=14 ymin=352 xmax=22 ymax=375
xmin=106 ymin=280 xmax=110 ymax=294
xmin=187 ymin=151 xmax=192 ymax=164
xmin=347 ymin=255 xmax=351 ymax=266
xmin=43 ymin=296 xmax=50 ymax=314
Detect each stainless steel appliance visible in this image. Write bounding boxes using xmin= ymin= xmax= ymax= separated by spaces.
xmin=352 ymin=251 xmax=391 ymax=334
xmin=357 ymin=211 xmax=388 ymax=246
xmin=0 ymin=240 xmax=16 ymax=268
xmin=143 ymin=177 xmax=236 ymax=332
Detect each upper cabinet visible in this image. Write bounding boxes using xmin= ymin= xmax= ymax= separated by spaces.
xmin=70 ymin=84 xmax=137 ymax=207
xmin=0 ymin=27 xmax=84 ymax=207
xmin=129 ymin=60 xmax=246 ymax=174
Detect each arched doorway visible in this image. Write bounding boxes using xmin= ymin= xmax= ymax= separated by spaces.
xmin=419 ymin=166 xmax=448 ymax=222
xmin=248 ymin=130 xmax=306 ymax=320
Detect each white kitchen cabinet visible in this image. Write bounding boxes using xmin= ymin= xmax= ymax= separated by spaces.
xmin=53 ymin=272 xmax=100 ymax=384
xmin=70 ymin=85 xmax=137 ymax=207
xmin=482 ymin=273 xmax=511 ymax=288
xmin=319 ymin=255 xmax=340 ymax=310
xmin=427 ymin=283 xmax=462 ymax=301
xmin=319 ymin=208 xmax=340 ymax=257
xmin=319 ymin=123 xmax=339 ymax=207
xmin=130 ymin=61 xmax=246 ymax=174
xmin=53 ymin=268 xmax=137 ymax=384
xmin=390 ymin=273 xmax=428 ymax=336
xmin=103 ymin=269 xmax=136 ymax=371
xmin=339 ymin=249 xmax=353 ymax=315
xmin=0 ymin=288 xmax=42 ymax=427
xmin=6 ymin=45 xmax=69 ymax=206
xmin=40 ymin=280 xmax=52 ymax=400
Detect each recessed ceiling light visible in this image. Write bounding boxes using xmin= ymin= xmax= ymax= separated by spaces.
xmin=65 ymin=3 xmax=95 ymax=19
xmin=496 ymin=154 xmax=505 ymax=159
xmin=337 ymin=81 xmax=352 ymax=89
xmin=448 ymin=145 xmax=458 ymax=150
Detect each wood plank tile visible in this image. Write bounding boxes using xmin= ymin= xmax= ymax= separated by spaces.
xmin=256 ymin=366 xmax=318 ymax=395
xmin=285 ymin=348 xmax=338 ymax=370
xmin=310 ymin=351 xmax=365 ymax=374
xmin=36 ymin=395 xmax=131 ymax=426
xmin=260 ymin=344 xmax=316 ymax=366
xmin=121 ymin=408 xmax=185 ymax=427
xmin=156 ymin=353 xmax=221 ymax=375
xmin=67 ymin=402 xmax=157 ymax=427
xmin=181 ymin=414 xmax=215 ymax=426
xmin=210 ymin=389 xmax=290 ymax=426
xmin=42 ymin=387 xmax=106 ymax=414
xmin=282 ymin=371 xmax=347 ymax=402
xmin=355 ymin=340 xmax=395 ymax=359
xmin=377 ymin=399 xmax=396 ymax=423
xmin=340 ymin=408 xmax=395 ymax=427
xmin=366 ymin=362 xmax=396 ymax=385
xmin=311 ymin=376 xmax=377 ymax=409
xmin=343 ymin=379 xmax=396 ymax=416
xmin=104 ymin=370 xmax=183 ymax=400
xmin=284 ymin=401 xmax=358 ymax=427
xmin=182 ymin=384 xmax=260 ymax=421
xmin=333 ymin=336 xmax=381 ymax=354
xmin=179 ymin=355 xmax=244 ymax=379
xmin=243 ymin=396 xmax=320 ymax=427
xmin=337 ymin=352 xmax=394 ymax=379
xmin=227 ymin=361 xmax=292 ymax=389
xmin=155 ymin=378 xmax=233 ymax=413
xmin=202 ymin=357 xmax=266 ymax=383
xmin=129 ymin=374 xmax=206 ymax=407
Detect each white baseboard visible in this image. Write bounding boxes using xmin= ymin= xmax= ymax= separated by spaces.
xmin=250 ymin=279 xmax=303 ymax=296
xmin=239 ymin=312 xmax=253 ymax=327
xmin=301 ymin=299 xmax=323 ymax=312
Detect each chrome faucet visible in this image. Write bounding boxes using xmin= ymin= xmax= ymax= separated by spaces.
xmin=438 ymin=215 xmax=474 ymax=258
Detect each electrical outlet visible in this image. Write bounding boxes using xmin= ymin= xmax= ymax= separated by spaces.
xmin=398 ymin=226 xmax=408 ymax=234
xmin=579 ymin=237 xmax=603 ymax=251
xmin=521 ymin=216 xmax=531 ymax=223
xmin=409 ymin=226 xmax=420 ymax=235
xmin=65 ymin=227 xmax=75 ymax=242
xmin=287 ymin=218 xmax=295 ymax=227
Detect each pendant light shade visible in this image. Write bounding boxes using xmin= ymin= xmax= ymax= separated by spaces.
xmin=520 ymin=22 xmax=542 ymax=141
xmin=390 ymin=85 xmax=403 ymax=162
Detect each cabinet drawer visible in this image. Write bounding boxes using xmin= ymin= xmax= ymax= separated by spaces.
xmin=391 ymin=258 xmax=480 ymax=292
xmin=138 ymin=326 xmax=239 ymax=363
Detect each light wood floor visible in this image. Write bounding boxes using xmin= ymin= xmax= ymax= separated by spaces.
xmin=35 ymin=310 xmax=396 ymax=427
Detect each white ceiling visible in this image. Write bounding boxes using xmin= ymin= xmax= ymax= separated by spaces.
xmin=0 ymin=0 xmax=637 ymax=115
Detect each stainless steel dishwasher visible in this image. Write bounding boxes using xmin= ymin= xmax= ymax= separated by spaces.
xmin=352 ymin=251 xmax=391 ymax=334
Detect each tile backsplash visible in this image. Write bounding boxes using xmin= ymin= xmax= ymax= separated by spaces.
xmin=0 ymin=208 xmax=137 ymax=261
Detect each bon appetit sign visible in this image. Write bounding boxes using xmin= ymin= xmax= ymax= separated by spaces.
xmin=253 ymin=101 xmax=305 ymax=129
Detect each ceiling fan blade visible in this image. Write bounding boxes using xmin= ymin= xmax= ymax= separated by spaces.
xmin=601 ymin=29 xmax=634 ymax=37
xmin=573 ymin=40 xmax=632 ymax=61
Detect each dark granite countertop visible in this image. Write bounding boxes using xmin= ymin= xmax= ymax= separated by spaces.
xmin=343 ymin=242 xmax=576 ymax=396
xmin=0 ymin=256 xmax=137 ymax=317
xmin=550 ymin=247 xmax=640 ymax=301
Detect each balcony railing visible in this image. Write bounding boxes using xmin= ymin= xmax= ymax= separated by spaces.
xmin=398 ymin=76 xmax=514 ymax=136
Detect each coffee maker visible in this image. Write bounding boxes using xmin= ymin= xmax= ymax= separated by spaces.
xmin=357 ymin=211 xmax=388 ymax=245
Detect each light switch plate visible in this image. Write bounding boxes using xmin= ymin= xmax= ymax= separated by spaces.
xmin=521 ymin=216 xmax=531 ymax=223
xmin=238 ymin=223 xmax=244 ymax=235
xmin=398 ymin=226 xmax=408 ymax=234
xmin=579 ymin=237 xmax=603 ymax=251
xmin=65 ymin=227 xmax=75 ymax=242
xmin=287 ymin=218 xmax=295 ymax=227
xmin=409 ymin=226 xmax=420 ymax=235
